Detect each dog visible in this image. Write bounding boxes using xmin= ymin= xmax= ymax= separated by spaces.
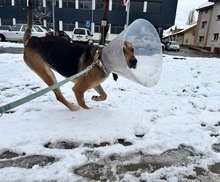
xmin=23 ymin=0 xmax=137 ymax=111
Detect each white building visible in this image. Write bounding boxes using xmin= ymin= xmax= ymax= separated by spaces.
xmin=194 ymin=0 xmax=220 ymax=53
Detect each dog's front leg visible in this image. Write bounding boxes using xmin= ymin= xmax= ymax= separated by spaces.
xmin=92 ymin=84 xmax=107 ymax=102
xmin=73 ymin=85 xmax=90 ymax=109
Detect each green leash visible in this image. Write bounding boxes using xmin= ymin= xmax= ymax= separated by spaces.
xmin=0 ymin=65 xmax=92 ymax=115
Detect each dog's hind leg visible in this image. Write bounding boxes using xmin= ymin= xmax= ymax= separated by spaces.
xmin=40 ymin=68 xmax=80 ymax=111
xmin=92 ymin=84 xmax=107 ymax=102
xmin=24 ymin=55 xmax=79 ymax=111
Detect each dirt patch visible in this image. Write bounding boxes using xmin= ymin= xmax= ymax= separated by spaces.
xmin=73 ymin=145 xmax=197 ymax=181
xmin=0 ymin=151 xmax=25 ymax=159
xmin=212 ymin=143 xmax=220 ymax=153
xmin=0 ymin=151 xmax=57 ymax=169
xmin=44 ymin=141 xmax=79 ymax=149
xmin=44 ymin=139 xmax=133 ymax=150
xmin=209 ymin=163 xmax=220 ymax=174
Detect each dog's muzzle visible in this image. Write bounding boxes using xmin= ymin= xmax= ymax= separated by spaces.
xmin=128 ymin=57 xmax=138 ymax=69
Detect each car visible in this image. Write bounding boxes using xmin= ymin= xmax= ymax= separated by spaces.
xmin=132 ymin=35 xmax=154 ymax=51
xmin=0 ymin=24 xmax=48 ymax=42
xmin=132 ymin=35 xmax=163 ymax=53
xmin=46 ymin=30 xmax=71 ymax=42
xmin=72 ymin=27 xmax=93 ymax=44
xmin=0 ymin=25 xmax=11 ymax=31
xmin=165 ymin=41 xmax=180 ymax=51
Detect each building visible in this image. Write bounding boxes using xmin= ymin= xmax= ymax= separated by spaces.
xmin=0 ymin=0 xmax=178 ymax=41
xmin=163 ymin=23 xmax=197 ymax=46
xmin=194 ymin=0 xmax=220 ymax=53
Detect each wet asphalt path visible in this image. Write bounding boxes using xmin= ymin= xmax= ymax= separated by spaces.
xmin=164 ymin=46 xmax=220 ymax=58
xmin=0 ymin=44 xmax=220 ymax=58
xmin=0 ymin=47 xmax=24 ymax=54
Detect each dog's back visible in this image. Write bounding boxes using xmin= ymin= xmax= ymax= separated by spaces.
xmin=28 ymin=36 xmax=96 ymax=77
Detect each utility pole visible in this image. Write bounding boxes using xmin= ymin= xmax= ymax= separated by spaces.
xmin=125 ymin=0 xmax=130 ymax=27
xmin=52 ymin=0 xmax=56 ymax=35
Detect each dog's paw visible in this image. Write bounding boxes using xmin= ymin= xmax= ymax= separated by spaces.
xmin=91 ymin=95 xmax=99 ymax=101
xmin=69 ymin=105 xmax=80 ymax=111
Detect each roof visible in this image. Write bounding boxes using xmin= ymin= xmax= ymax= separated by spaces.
xmin=196 ymin=2 xmax=214 ymax=11
xmin=209 ymin=0 xmax=220 ymax=2
xmin=163 ymin=23 xmax=197 ymax=38
xmin=163 ymin=25 xmax=185 ymax=37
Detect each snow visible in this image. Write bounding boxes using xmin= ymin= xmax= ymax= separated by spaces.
xmin=0 ymin=42 xmax=220 ymax=181
xmin=0 ymin=42 xmax=23 ymax=48
xmin=197 ymin=2 xmax=214 ymax=10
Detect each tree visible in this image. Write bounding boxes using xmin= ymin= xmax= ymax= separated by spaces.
xmin=186 ymin=9 xmax=195 ymax=25
xmin=34 ymin=0 xmax=51 ymax=24
xmin=99 ymin=0 xmax=109 ymax=45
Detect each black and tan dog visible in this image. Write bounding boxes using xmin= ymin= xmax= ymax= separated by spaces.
xmin=23 ymin=0 xmax=137 ymax=111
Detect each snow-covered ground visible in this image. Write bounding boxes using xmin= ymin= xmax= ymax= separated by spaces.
xmin=0 ymin=42 xmax=220 ymax=181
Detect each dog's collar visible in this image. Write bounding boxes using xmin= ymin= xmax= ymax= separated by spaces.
xmin=96 ymin=59 xmax=108 ymax=74
xmin=84 ymin=49 xmax=108 ymax=77
xmin=93 ymin=48 xmax=108 ymax=75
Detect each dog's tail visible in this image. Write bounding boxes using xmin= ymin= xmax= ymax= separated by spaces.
xmin=23 ymin=0 xmax=33 ymax=47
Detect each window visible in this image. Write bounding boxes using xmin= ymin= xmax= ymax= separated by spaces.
xmin=16 ymin=20 xmax=26 ymax=24
xmin=10 ymin=24 xmax=22 ymax=31
xmin=33 ymin=25 xmax=43 ymax=32
xmin=74 ymin=28 xmax=86 ymax=35
xmin=213 ymin=33 xmax=219 ymax=41
xmin=0 ymin=0 xmax=11 ymax=5
xmin=79 ymin=0 xmax=92 ymax=9
xmin=201 ymin=21 xmax=207 ymax=28
xmin=46 ymin=0 xmax=54 ymax=7
xmin=112 ymin=0 xmax=125 ymax=11
xmin=63 ymin=0 xmax=75 ymax=8
xmin=199 ymin=36 xmax=204 ymax=43
xmin=111 ymin=24 xmax=124 ymax=34
xmin=15 ymin=0 xmax=26 ymax=5
xmin=78 ymin=22 xmax=87 ymax=28
xmin=96 ymin=0 xmax=104 ymax=9
xmin=63 ymin=22 xmax=75 ymax=31
xmin=95 ymin=24 xmax=101 ymax=33
xmin=147 ymin=1 xmax=162 ymax=13
xmin=86 ymin=29 xmax=91 ymax=36
xmin=1 ymin=18 xmax=12 ymax=25
xmin=130 ymin=1 xmax=143 ymax=12
xmin=21 ymin=25 xmax=26 ymax=31
xmin=21 ymin=25 xmax=34 ymax=32
xmin=217 ymin=15 xmax=220 ymax=21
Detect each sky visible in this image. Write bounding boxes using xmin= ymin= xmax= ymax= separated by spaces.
xmin=175 ymin=0 xmax=208 ymax=27
xmin=1 ymin=42 xmax=220 ymax=181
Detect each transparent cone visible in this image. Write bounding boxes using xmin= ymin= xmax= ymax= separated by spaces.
xmin=102 ymin=19 xmax=163 ymax=87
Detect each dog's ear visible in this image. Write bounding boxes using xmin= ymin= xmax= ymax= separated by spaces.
xmin=123 ymin=42 xmax=127 ymax=53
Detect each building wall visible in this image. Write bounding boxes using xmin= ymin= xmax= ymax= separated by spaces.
xmin=182 ymin=28 xmax=196 ymax=46
xmin=195 ymin=7 xmax=213 ymax=48
xmin=206 ymin=1 xmax=220 ymax=52
xmin=194 ymin=1 xmax=220 ymax=53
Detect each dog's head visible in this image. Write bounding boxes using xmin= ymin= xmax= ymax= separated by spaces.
xmin=123 ymin=41 xmax=138 ymax=69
